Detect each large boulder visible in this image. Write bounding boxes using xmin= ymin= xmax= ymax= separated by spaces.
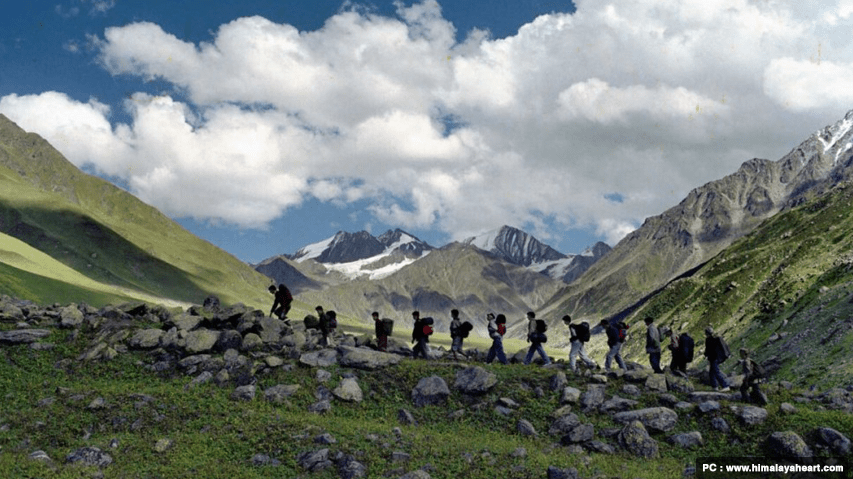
xmin=184 ymin=328 xmax=220 ymax=354
xmin=617 ymin=420 xmax=659 ymax=459
xmin=580 ymin=385 xmax=607 ymax=410
xmin=128 ymin=329 xmax=164 ymax=349
xmin=59 ymin=305 xmax=84 ymax=328
xmin=0 ymin=329 xmax=51 ymax=345
xmin=548 ymin=413 xmax=581 ymax=436
xmin=737 ymin=406 xmax=768 ymax=426
xmin=300 ymin=349 xmax=339 ymax=367
xmin=257 ymin=317 xmax=286 ymax=344
xmin=332 ymin=377 xmax=364 ymax=403
xmin=613 ymin=407 xmax=679 ymax=433
xmin=766 ymin=431 xmax=812 ymax=458
xmin=412 ymin=376 xmax=450 ymax=407
xmin=454 ymin=366 xmax=497 ymax=395
xmin=338 ymin=346 xmax=403 ymax=370
xmin=814 ymin=427 xmax=851 ymax=455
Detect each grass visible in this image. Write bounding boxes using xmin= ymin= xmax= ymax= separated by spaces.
xmin=2 ymin=316 xmax=852 ymax=479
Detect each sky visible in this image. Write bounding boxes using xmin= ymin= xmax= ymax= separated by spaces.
xmin=3 ymin=1 xmax=853 ymax=264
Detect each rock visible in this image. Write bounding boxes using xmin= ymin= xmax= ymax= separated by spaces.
xmin=128 ymin=329 xmax=164 ymax=349
xmin=0 ymin=329 xmax=51 ymax=345
xmin=29 ymin=450 xmax=52 ymax=463
xmin=599 ymin=395 xmax=638 ymax=413
xmin=687 ymin=391 xmax=732 ymax=403
xmin=299 ymin=349 xmax=339 ymax=368
xmin=154 ymin=438 xmax=173 ymax=453
xmin=766 ymin=431 xmax=812 ymax=458
xmin=736 ymin=406 xmax=768 ymax=425
xmin=297 ymin=448 xmax=332 ymax=472
xmin=580 ymin=385 xmax=606 ymax=410
xmin=391 ymin=451 xmax=411 ymax=462
xmin=548 ymin=413 xmax=581 ymax=436
xmin=240 ymin=333 xmax=263 ymax=351
xmin=454 ymin=366 xmax=498 ymax=395
xmin=337 ymin=454 xmax=368 ymax=479
xmin=584 ymin=440 xmax=615 ymax=454
xmin=251 ymin=453 xmax=281 ymax=466
xmin=314 ymin=433 xmax=337 ymax=444
xmin=257 ymin=317 xmax=285 ymax=343
xmin=560 ymin=386 xmax=581 ymax=404
xmin=613 ymin=407 xmax=679 ymax=433
xmin=623 ymin=369 xmax=651 ymax=383
xmin=66 ymin=446 xmax=113 ymax=467
xmin=59 ymin=305 xmax=84 ymax=328
xmin=621 ymin=384 xmax=642 ymax=397
xmin=617 ymin=420 xmax=659 ymax=459
xmin=667 ymin=431 xmax=703 ymax=449
xmin=264 ymin=384 xmax=300 ymax=403
xmin=231 ymin=385 xmax=256 ymax=402
xmin=399 ymin=470 xmax=431 ymax=479
xmin=170 ymin=313 xmax=203 ymax=332
xmin=711 ymin=417 xmax=730 ymax=433
xmin=547 ymin=465 xmax=579 ymax=479
xmin=412 ymin=376 xmax=450 ymax=407
xmin=779 ymin=402 xmax=798 ymax=415
xmin=644 ymin=374 xmax=667 ymax=392
xmin=398 ymin=409 xmax=417 ymax=425
xmin=550 ymin=372 xmax=568 ymax=391
xmin=308 ymin=400 xmax=331 ymax=414
xmin=698 ymin=401 xmax=721 ymax=414
xmin=185 ymin=328 xmax=220 ymax=354
xmin=666 ymin=374 xmax=694 ymax=393
xmin=215 ymin=330 xmax=242 ymax=352
xmin=517 ymin=419 xmax=538 ymax=437
xmin=338 ymin=346 xmax=403 ymax=370
xmin=560 ymin=423 xmax=595 ymax=444
xmin=814 ymin=427 xmax=851 ymax=455
xmin=333 ymin=377 xmax=364 ymax=403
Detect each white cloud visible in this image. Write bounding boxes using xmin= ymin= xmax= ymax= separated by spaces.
xmin=5 ymin=0 xmax=853 ymax=251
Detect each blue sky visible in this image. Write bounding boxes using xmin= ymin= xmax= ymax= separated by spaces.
xmin=3 ymin=0 xmax=853 ymax=263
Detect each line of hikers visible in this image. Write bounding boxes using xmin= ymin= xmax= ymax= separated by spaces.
xmin=267 ymin=284 xmax=765 ymax=404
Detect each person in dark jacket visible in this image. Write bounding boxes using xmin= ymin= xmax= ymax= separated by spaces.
xmin=449 ymin=309 xmax=466 ymax=360
xmin=667 ymin=329 xmax=688 ymax=377
xmin=268 ymin=284 xmax=292 ymax=320
xmin=523 ymin=311 xmax=551 ymax=366
xmin=602 ymin=319 xmax=627 ymax=371
xmin=567 ymin=316 xmax=597 ymax=372
xmin=738 ymin=348 xmax=767 ymax=405
xmin=485 ymin=313 xmax=508 ymax=365
xmin=316 ymin=306 xmax=335 ymax=347
xmin=372 ymin=311 xmax=388 ymax=352
xmin=645 ymin=317 xmax=663 ymax=373
xmin=411 ymin=311 xmax=430 ymax=360
xmin=703 ymin=327 xmax=730 ymax=391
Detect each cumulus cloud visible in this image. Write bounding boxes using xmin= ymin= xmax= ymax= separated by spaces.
xmin=4 ymin=0 xmax=853 ymax=248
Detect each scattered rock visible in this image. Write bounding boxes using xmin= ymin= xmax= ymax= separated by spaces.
xmin=547 ymin=465 xmax=579 ymax=479
xmin=333 ymin=377 xmax=364 ymax=403
xmin=297 ymin=448 xmax=333 ymax=472
xmin=231 ymin=385 xmax=256 ymax=402
xmin=560 ymin=387 xmax=581 ymax=404
xmin=517 ymin=419 xmax=538 ymax=437
xmin=264 ymin=384 xmax=300 ymax=403
xmin=412 ymin=376 xmax=450 ymax=407
xmin=0 ymin=329 xmax=51 ymax=345
xmin=339 ymin=346 xmax=403 ymax=370
xmin=736 ymin=406 xmax=768 ymax=425
xmin=766 ymin=431 xmax=812 ymax=458
xmin=617 ymin=420 xmax=659 ymax=459
xmin=613 ymin=407 xmax=679 ymax=432
xmin=66 ymin=447 xmax=113 ymax=467
xmin=454 ymin=366 xmax=498 ymax=395
xmin=667 ymin=431 xmax=703 ymax=449
xmin=299 ymin=349 xmax=339 ymax=368
xmin=814 ymin=427 xmax=851 ymax=455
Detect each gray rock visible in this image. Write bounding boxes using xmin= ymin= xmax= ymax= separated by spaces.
xmin=550 ymin=372 xmax=568 ymax=391
xmin=215 ymin=330 xmax=242 ymax=352
xmin=547 ymin=465 xmax=579 ymax=479
xmin=560 ymin=386 xmax=581 ymax=404
xmin=231 ymin=385 xmax=256 ymax=402
xmin=737 ymin=406 xmax=768 ymax=425
xmin=170 ymin=313 xmax=203 ymax=332
xmin=337 ymin=454 xmax=368 ymax=479
xmin=698 ymin=401 xmax=721 ymax=414
xmin=517 ymin=419 xmax=538 ymax=437
xmin=548 ymin=413 xmax=581 ymax=436
xmin=29 ymin=450 xmax=52 ymax=463
xmin=560 ymin=423 xmax=594 ymax=444
xmin=314 ymin=433 xmax=337 ymax=444
xmin=666 ymin=374 xmax=694 ymax=393
xmin=645 ymin=374 xmax=667 ymax=392
xmin=711 ymin=417 xmax=730 ymax=433
xmin=687 ymin=391 xmax=732 ymax=403
xmin=316 ymin=369 xmax=332 ymax=382
xmin=623 ymin=369 xmax=651 ymax=383
xmin=667 ymin=431 xmax=703 ymax=449
xmin=299 ymin=349 xmax=339 ymax=367
xmin=617 ymin=420 xmax=659 ymax=459
xmin=766 ymin=431 xmax=812 ymax=458
xmin=185 ymin=328 xmax=220 ymax=354
xmin=59 ymin=305 xmax=84 ymax=328
xmin=297 ymin=448 xmax=332 ymax=472
xmin=613 ymin=407 xmax=678 ymax=433
xmin=621 ymin=384 xmax=642 ymax=397
xmin=333 ymin=377 xmax=364 ymax=403
xmin=399 ymin=470 xmax=431 ymax=479
xmin=398 ymin=409 xmax=417 ymax=425
xmin=251 ymin=453 xmax=281 ymax=466
xmin=584 ymin=440 xmax=615 ymax=454
xmin=257 ymin=317 xmax=286 ymax=343
xmin=391 ymin=451 xmax=411 ymax=462
xmin=412 ymin=376 xmax=450 ymax=407
xmin=599 ymin=395 xmax=638 ymax=413
xmin=338 ymin=346 xmax=403 ymax=370
xmin=308 ymin=400 xmax=332 ymax=414
xmin=154 ymin=438 xmax=173 ymax=453
xmin=66 ymin=447 xmax=113 ymax=467
xmin=814 ymin=427 xmax=851 ymax=455
xmin=580 ymin=385 xmax=606 ymax=410
xmin=779 ymin=402 xmax=798 ymax=415
xmin=128 ymin=329 xmax=164 ymax=349
xmin=264 ymin=384 xmax=300 ymax=403
xmin=0 ymin=329 xmax=51 ymax=345
xmin=454 ymin=366 xmax=498 ymax=395
xmin=240 ymin=333 xmax=263 ymax=351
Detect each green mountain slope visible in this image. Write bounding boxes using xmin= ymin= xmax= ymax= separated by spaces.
xmin=614 ymin=181 xmax=853 ymax=388
xmin=0 ymin=114 xmax=272 ymax=308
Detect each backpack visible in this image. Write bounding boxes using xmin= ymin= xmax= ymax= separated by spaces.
xmin=423 ymin=325 xmax=434 ymax=336
xmin=750 ymin=359 xmax=766 ymax=379
xmin=617 ymin=323 xmax=628 ymax=343
xmin=460 ymin=321 xmax=473 ymax=338
xmin=497 ymin=324 xmax=506 ymax=336
xmin=718 ymin=336 xmax=731 ymax=361
xmin=679 ymin=332 xmax=695 ymax=362
xmin=327 ymin=315 xmax=337 ymax=329
xmin=381 ymin=318 xmax=394 ymax=336
xmin=531 ymin=331 xmax=547 ymax=343
xmin=576 ymin=322 xmax=591 ymax=342
xmin=535 ymin=319 xmax=548 ymax=333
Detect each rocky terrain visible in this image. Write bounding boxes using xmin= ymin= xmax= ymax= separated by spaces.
xmin=1 ymin=296 xmax=851 ymax=478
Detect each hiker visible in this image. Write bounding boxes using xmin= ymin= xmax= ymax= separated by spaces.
xmin=668 ymin=329 xmax=692 ymax=377
xmin=644 ymin=317 xmax=663 ymax=373
xmin=566 ymin=315 xmax=597 ymax=372
xmin=602 ymin=319 xmax=628 ymax=371
xmin=485 ymin=313 xmax=508 ymax=365
xmin=703 ymin=327 xmax=731 ymax=391
xmin=411 ymin=311 xmax=432 ymax=360
xmin=523 ymin=311 xmax=551 ymax=366
xmin=268 ymin=284 xmax=292 ymax=321
xmin=739 ymin=348 xmax=768 ymax=405
xmin=372 ymin=311 xmax=388 ymax=352
xmin=316 ymin=306 xmax=336 ymax=347
xmin=449 ymin=309 xmax=466 ymax=360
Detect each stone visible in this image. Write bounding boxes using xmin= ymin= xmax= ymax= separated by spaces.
xmin=66 ymin=447 xmax=113 ymax=467
xmin=264 ymin=384 xmax=300 ymax=403
xmin=411 ymin=376 xmax=450 ymax=407
xmin=398 ymin=409 xmax=417 ymax=425
xmin=560 ymin=386 xmax=581 ymax=404
xmin=337 ymin=454 xmax=367 ymax=479
xmin=667 ymin=431 xmax=703 ymax=449
xmin=251 ymin=453 xmax=281 ymax=466
xmin=644 ymin=373 xmax=667 ymax=392
xmin=779 ymin=402 xmax=798 ymax=415
xmin=231 ymin=385 xmax=256 ymax=402
xmin=814 ymin=427 xmax=851 ymax=455
xmin=517 ymin=419 xmax=538 ymax=437
xmin=154 ymin=438 xmax=173 ymax=453
xmin=736 ymin=406 xmax=768 ymax=425
xmin=0 ymin=329 xmax=51 ymax=345
xmin=185 ymin=328 xmax=220 ymax=354
xmin=688 ymin=391 xmax=733 ymax=403
xmin=766 ymin=431 xmax=812 ymax=458
xmin=59 ymin=305 xmax=84 ymax=328
xmin=666 ymin=374 xmax=694 ymax=393
xmin=617 ymin=420 xmax=659 ymax=459
xmin=240 ymin=333 xmax=263 ymax=351
xmin=128 ymin=329 xmax=164 ymax=349
xmin=215 ymin=330 xmax=242 ymax=352
xmin=314 ymin=433 xmax=337 ymax=444
xmin=613 ymin=407 xmax=679 ymax=433
xmin=560 ymin=423 xmax=594 ymax=444
xmin=299 ymin=349 xmax=339 ymax=368
xmin=308 ymin=400 xmax=331 ymax=414
xmin=547 ymin=466 xmax=579 ymax=479
xmin=599 ymin=395 xmax=638 ymax=413
xmin=297 ymin=448 xmax=332 ymax=472
xmin=548 ymin=413 xmax=581 ymax=436
xmin=257 ymin=317 xmax=286 ymax=343
xmin=338 ymin=346 xmax=403 ymax=370
xmin=171 ymin=313 xmax=203 ymax=332
xmin=711 ymin=417 xmax=730 ymax=433
xmin=333 ymin=377 xmax=364 ymax=403
xmin=399 ymin=470 xmax=431 ymax=479
xmin=550 ymin=372 xmax=568 ymax=391
xmin=698 ymin=401 xmax=721 ymax=414
xmin=29 ymin=450 xmax=52 ymax=463
xmin=454 ymin=366 xmax=498 ymax=395
xmin=580 ymin=385 xmax=606 ymax=410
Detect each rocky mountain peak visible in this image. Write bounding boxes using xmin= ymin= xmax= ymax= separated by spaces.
xmin=463 ymin=225 xmax=566 ymax=267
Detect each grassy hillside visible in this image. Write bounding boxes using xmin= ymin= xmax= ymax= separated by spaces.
xmin=0 ymin=115 xmax=272 ymax=309
xmin=611 ymin=181 xmax=853 ymax=389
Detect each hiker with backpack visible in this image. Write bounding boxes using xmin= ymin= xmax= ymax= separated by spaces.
xmin=523 ymin=311 xmax=552 ymax=366
xmin=316 ymin=306 xmax=337 ymax=347
xmin=566 ymin=315 xmax=598 ymax=372
xmin=268 ymin=283 xmax=293 ymax=321
xmin=644 ymin=317 xmax=664 ymax=373
xmin=703 ymin=327 xmax=731 ymax=391
xmin=449 ymin=309 xmax=467 ymax=360
xmin=602 ymin=319 xmax=627 ymax=371
xmin=668 ymin=329 xmax=693 ymax=377
xmin=485 ymin=313 xmax=508 ymax=365
xmin=372 ymin=311 xmax=391 ymax=352
xmin=411 ymin=311 xmax=432 ymax=360
xmin=738 ymin=348 xmax=768 ymax=405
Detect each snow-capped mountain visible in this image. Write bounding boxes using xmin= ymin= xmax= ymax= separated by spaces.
xmin=462 ymin=225 xmax=566 ymax=266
